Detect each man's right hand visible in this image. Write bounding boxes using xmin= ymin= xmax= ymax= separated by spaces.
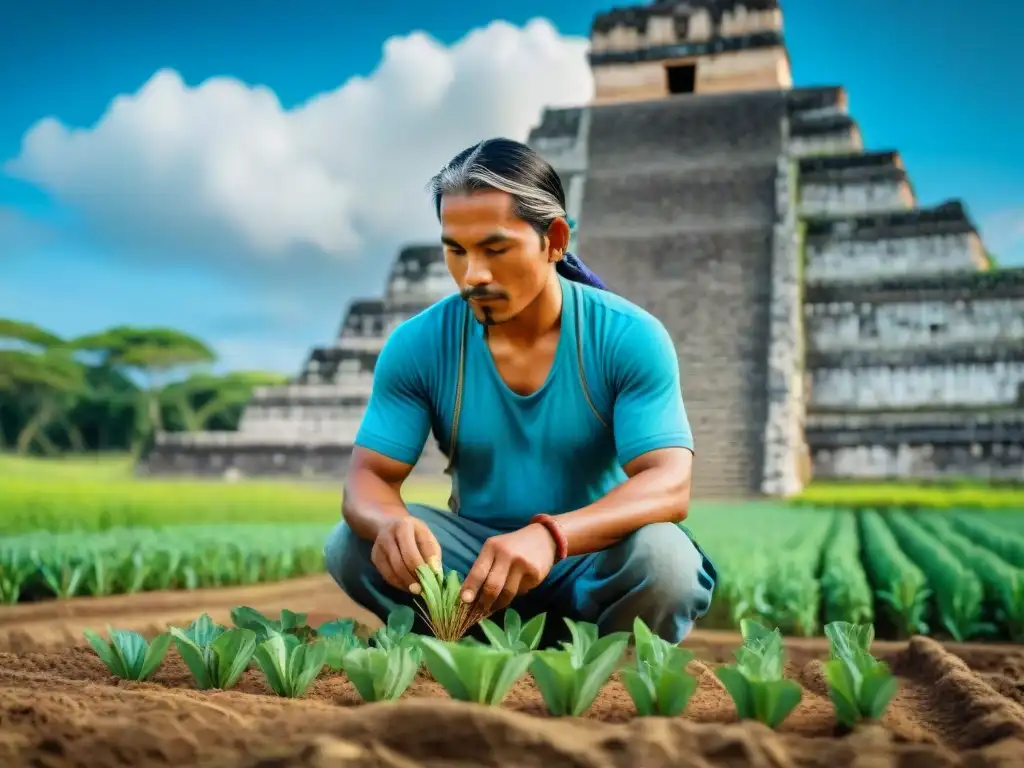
xmin=370 ymin=515 xmax=443 ymax=594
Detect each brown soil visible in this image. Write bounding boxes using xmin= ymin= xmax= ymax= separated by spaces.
xmin=2 ymin=577 xmax=1024 ymax=768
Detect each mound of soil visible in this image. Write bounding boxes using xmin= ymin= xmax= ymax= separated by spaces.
xmin=2 ymin=578 xmax=1023 ymax=767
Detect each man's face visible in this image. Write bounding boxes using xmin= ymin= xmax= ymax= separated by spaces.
xmin=440 ymin=189 xmax=565 ymax=326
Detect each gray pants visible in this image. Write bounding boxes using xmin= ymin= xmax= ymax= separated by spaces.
xmin=324 ymin=504 xmax=717 ymax=647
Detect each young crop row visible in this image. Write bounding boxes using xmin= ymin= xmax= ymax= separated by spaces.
xmin=0 ymin=525 xmax=331 ymax=604
xmin=86 ymin=596 xmax=898 ymax=729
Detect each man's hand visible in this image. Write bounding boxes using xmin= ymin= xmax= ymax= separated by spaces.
xmin=461 ymin=523 xmax=558 ymax=616
xmin=371 ymin=516 xmax=443 ymax=594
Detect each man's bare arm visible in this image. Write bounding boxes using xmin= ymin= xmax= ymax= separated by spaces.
xmin=341 ymin=447 xmax=417 ymax=542
xmin=548 ymin=447 xmax=693 ymax=556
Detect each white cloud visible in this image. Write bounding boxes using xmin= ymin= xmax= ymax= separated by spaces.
xmin=980 ymin=207 xmax=1024 ymax=267
xmin=5 ymin=19 xmax=592 ymax=268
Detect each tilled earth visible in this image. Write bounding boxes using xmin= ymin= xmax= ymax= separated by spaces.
xmin=2 ymin=576 xmax=1023 ymax=768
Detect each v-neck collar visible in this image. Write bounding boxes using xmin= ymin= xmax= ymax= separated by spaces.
xmin=473 ymin=274 xmax=575 ymax=402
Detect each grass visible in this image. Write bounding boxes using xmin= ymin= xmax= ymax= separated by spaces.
xmin=0 ymin=452 xmax=452 ymax=533
xmin=796 ymin=482 xmax=1024 ymax=511
xmin=2 ymin=453 xmax=1020 ymax=534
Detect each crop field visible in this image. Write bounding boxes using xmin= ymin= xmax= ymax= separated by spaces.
xmin=2 ymin=458 xmax=1024 ymax=766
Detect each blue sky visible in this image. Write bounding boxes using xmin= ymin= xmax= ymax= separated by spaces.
xmin=2 ymin=0 xmax=1022 ymax=374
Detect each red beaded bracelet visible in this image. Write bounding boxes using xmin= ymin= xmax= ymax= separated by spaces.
xmin=530 ymin=514 xmax=569 ymax=562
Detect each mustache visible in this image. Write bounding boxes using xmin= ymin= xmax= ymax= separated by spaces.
xmin=460 ymin=286 xmax=508 ymax=301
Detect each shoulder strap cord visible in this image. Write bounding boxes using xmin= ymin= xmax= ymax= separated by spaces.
xmin=573 ymin=285 xmax=610 ymax=431
xmin=442 ymin=307 xmax=470 ymax=514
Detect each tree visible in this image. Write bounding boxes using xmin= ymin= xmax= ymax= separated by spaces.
xmin=71 ymin=327 xmax=217 ymax=454
xmin=0 ymin=320 xmax=87 ymax=454
xmin=162 ymin=370 xmax=288 ymax=431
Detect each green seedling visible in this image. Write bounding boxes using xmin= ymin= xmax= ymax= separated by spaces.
xmin=419 ymin=636 xmax=534 ymax=706
xmin=342 ymin=645 xmax=421 ymax=702
xmin=230 ymin=606 xmax=314 ymax=642
xmin=371 ymin=605 xmax=418 ymax=651
xmin=415 ymin=564 xmax=490 ymax=642
xmin=478 ymin=608 xmax=546 ymax=652
xmin=715 ymin=619 xmax=803 ymax=728
xmin=316 ymin=618 xmax=365 ymax=670
xmin=822 ymin=621 xmax=899 ymax=727
xmin=619 ymin=617 xmax=698 ymax=717
xmin=529 ymin=618 xmax=629 ymax=716
xmin=168 ymin=614 xmax=257 ymax=690
xmin=252 ymin=633 xmax=327 ymax=698
xmin=84 ymin=626 xmax=171 ymax=682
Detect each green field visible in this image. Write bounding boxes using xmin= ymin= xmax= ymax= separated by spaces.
xmin=2 ymin=454 xmax=1023 ymax=643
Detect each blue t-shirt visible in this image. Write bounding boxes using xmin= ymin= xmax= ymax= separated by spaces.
xmin=354 ymin=274 xmax=694 ymax=531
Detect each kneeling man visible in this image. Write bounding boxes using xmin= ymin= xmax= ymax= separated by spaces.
xmin=324 ymin=138 xmax=717 ymax=646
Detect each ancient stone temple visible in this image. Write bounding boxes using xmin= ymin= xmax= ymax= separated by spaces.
xmin=145 ymin=0 xmax=1024 ymax=494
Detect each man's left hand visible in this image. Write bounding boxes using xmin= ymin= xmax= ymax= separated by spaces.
xmin=461 ymin=523 xmax=558 ymax=616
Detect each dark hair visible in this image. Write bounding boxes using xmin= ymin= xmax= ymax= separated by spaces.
xmin=427 ymin=138 xmax=607 ymax=290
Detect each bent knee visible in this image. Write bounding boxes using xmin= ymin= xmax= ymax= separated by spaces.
xmin=620 ymin=524 xmax=716 ymax=619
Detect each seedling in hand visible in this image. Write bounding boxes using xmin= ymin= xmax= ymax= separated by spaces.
xmin=415 ymin=564 xmax=490 ymax=642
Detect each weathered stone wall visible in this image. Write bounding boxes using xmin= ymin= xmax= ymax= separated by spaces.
xmin=800 ymin=180 xmax=911 ymax=217
xmin=576 ymin=91 xmax=785 ymax=498
xmin=806 ymin=231 xmax=985 ymax=284
xmin=812 ymin=443 xmax=1024 ymax=482
xmin=806 ymin=298 xmax=1024 ymax=351
xmin=810 ymin=362 xmax=1024 ymax=410
xmin=760 ymin=148 xmax=807 ymax=496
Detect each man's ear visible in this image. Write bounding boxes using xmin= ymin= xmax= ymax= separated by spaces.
xmin=546 ymin=218 xmax=571 ymax=262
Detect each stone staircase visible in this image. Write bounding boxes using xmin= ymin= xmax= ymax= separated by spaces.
xmin=577 ymin=91 xmax=786 ymax=498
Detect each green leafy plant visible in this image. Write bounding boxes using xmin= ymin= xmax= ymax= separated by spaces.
xmin=168 ymin=614 xmax=257 ymax=690
xmin=415 ymin=564 xmax=489 ymax=642
xmin=316 ymin=618 xmax=365 ymax=671
xmin=371 ymin=605 xmax=418 ymax=651
xmin=342 ymin=645 xmax=421 ymax=702
xmin=230 ymin=606 xmax=314 ymax=642
xmin=84 ymin=626 xmax=171 ymax=682
xmin=418 ymin=636 xmax=534 ymax=706
xmin=714 ymin=619 xmax=803 ymax=728
xmin=822 ymin=621 xmax=898 ymax=727
xmin=252 ymin=633 xmax=327 ymax=698
xmin=619 ymin=617 xmax=698 ymax=717
xmin=529 ymin=619 xmax=629 ymax=716
xmin=478 ymin=608 xmax=546 ymax=652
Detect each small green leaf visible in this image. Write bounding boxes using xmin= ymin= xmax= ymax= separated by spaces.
xmin=478 ymin=619 xmax=509 ymax=650
xmin=861 ymin=668 xmax=899 ymax=721
xmin=84 ymin=629 xmax=127 ymax=679
xmin=343 ymin=645 xmax=419 ymax=702
xmin=653 ymin=667 xmax=697 ymax=717
xmin=253 ymin=635 xmax=291 ymax=696
xmin=210 ymin=628 xmax=257 ymax=690
xmin=519 ymin=613 xmax=546 ymax=651
xmin=758 ymin=679 xmax=802 ymax=729
xmin=138 ymin=632 xmax=171 ymax=681
xmin=170 ymin=627 xmax=214 ymax=689
xmin=716 ymin=666 xmax=754 ymax=719
xmin=530 ymin=651 xmax=574 ymax=716
xmin=620 ymin=665 xmax=655 ymax=716
xmin=571 ymin=638 xmax=627 ymax=716
xmin=503 ymin=609 xmax=522 ymax=645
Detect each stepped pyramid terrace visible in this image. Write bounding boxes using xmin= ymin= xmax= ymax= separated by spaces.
xmin=143 ymin=0 xmax=1024 ymax=496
